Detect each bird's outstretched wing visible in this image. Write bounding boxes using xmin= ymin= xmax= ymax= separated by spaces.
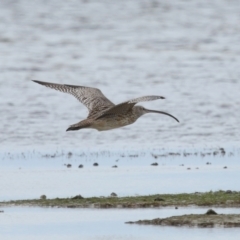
xmin=32 ymin=80 xmax=114 ymax=117
xmin=96 ymin=95 xmax=165 ymax=119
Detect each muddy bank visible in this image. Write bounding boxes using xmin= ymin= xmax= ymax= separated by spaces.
xmin=1 ymin=191 xmax=239 ymax=208
xmin=126 ymin=213 xmax=240 ymax=228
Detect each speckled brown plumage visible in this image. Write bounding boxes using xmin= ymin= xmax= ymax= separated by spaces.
xmin=33 ymin=80 xmax=179 ymax=131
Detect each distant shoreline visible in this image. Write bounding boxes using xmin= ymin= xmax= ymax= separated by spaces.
xmin=1 ymin=191 xmax=239 ymax=208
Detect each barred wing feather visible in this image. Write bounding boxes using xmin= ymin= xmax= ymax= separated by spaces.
xmin=32 ymin=80 xmax=114 ymax=117
xmin=96 ymin=95 xmax=164 ymax=119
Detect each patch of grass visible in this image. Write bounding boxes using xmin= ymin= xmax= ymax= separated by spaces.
xmin=1 ymin=191 xmax=240 ymax=208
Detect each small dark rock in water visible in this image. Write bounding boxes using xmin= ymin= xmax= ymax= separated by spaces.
xmin=93 ymin=163 xmax=99 ymax=166
xmin=68 ymin=152 xmax=73 ymax=158
xmin=220 ymin=148 xmax=226 ymax=156
xmin=206 ymin=209 xmax=217 ymax=215
xmin=175 ymin=207 xmax=178 ymax=209
xmin=40 ymin=195 xmax=47 ymax=200
xmin=78 ymin=164 xmax=83 ymax=168
xmin=154 ymin=197 xmax=165 ymax=201
xmin=72 ymin=195 xmax=84 ymax=199
xmin=226 ymin=190 xmax=232 ymax=194
xmin=110 ymin=192 xmax=117 ymax=197
xmin=206 ymin=162 xmax=211 ymax=165
xmin=67 ymin=164 xmax=72 ymax=168
xmin=129 ymin=154 xmax=138 ymax=158
xmin=187 ymin=168 xmax=191 ymax=170
xmin=194 ymin=192 xmax=202 ymax=195
xmin=196 ymin=167 xmax=199 ymax=169
xmin=213 ymin=151 xmax=219 ymax=156
xmin=0 ymin=210 xmax=4 ymax=213
xmin=180 ymin=164 xmax=184 ymax=166
xmin=151 ymin=162 xmax=158 ymax=166
xmin=112 ymin=165 xmax=118 ymax=168
xmin=223 ymin=166 xmax=227 ymax=169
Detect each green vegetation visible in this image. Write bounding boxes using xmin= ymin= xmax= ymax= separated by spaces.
xmin=1 ymin=191 xmax=240 ymax=208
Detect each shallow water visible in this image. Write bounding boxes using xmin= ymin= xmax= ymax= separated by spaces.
xmin=1 ymin=207 xmax=240 ymax=240
xmin=0 ymin=151 xmax=239 ymax=201
xmin=0 ymin=0 xmax=240 ymax=150
xmin=1 ymin=2 xmax=240 ymax=239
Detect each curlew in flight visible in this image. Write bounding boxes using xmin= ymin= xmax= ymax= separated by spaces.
xmin=33 ymin=80 xmax=179 ymax=131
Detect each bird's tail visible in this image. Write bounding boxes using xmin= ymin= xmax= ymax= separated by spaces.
xmin=66 ymin=120 xmax=91 ymax=131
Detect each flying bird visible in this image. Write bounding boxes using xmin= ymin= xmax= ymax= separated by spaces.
xmin=33 ymin=80 xmax=179 ymax=131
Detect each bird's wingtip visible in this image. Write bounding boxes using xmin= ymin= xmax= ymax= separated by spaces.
xmin=32 ymin=80 xmax=41 ymax=84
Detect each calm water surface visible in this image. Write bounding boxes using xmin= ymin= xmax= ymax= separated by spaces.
xmin=0 ymin=151 xmax=239 ymax=201
xmin=1 ymin=207 xmax=240 ymax=240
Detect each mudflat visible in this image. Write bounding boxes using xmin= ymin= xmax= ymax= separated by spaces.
xmin=1 ymin=191 xmax=239 ymax=208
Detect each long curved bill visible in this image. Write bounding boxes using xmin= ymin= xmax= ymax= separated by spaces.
xmin=146 ymin=109 xmax=179 ymax=122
